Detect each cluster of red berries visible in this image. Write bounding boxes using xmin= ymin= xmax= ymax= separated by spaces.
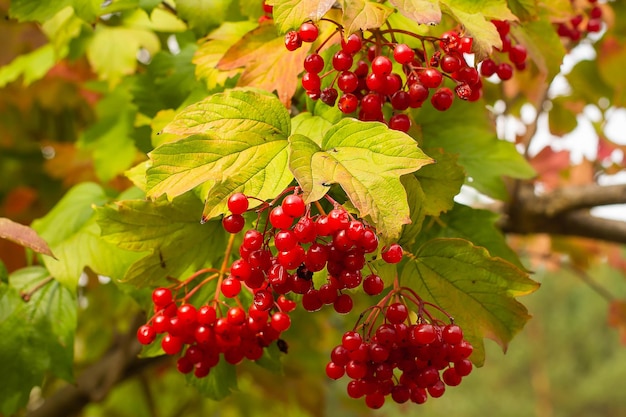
xmin=284 ymin=19 xmax=528 ymax=131
xmin=258 ymin=1 xmax=273 ymax=24
xmin=222 ymin=191 xmax=403 ymax=315
xmin=556 ymin=0 xmax=603 ymax=41
xmin=326 ymin=290 xmax=474 ymax=409
xmin=137 ymin=287 xmax=295 ymax=378
xmin=479 ymin=20 xmax=528 ymax=81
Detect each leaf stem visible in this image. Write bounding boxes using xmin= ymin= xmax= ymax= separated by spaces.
xmin=21 ymin=276 xmax=54 ymax=301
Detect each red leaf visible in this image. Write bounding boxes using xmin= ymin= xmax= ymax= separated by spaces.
xmin=608 ymin=300 xmax=626 ymax=345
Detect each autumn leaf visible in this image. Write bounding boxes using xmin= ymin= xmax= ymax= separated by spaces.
xmin=608 ymin=300 xmax=626 ymax=345
xmin=267 ymin=0 xmax=336 ymax=33
xmin=389 ymin=0 xmax=442 ymax=25
xmin=0 ymin=218 xmax=55 ymax=259
xmin=340 ymin=0 xmax=394 ymax=35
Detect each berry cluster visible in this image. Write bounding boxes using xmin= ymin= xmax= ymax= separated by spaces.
xmin=258 ymin=2 xmax=273 ymax=24
xmin=222 ymin=190 xmax=403 ymax=315
xmin=556 ymin=0 xmax=603 ymax=42
xmin=479 ymin=20 xmax=528 ymax=81
xmin=285 ymin=19 xmax=528 ymax=131
xmin=326 ymin=288 xmax=474 ymax=408
xmin=137 ymin=287 xmax=295 ymax=378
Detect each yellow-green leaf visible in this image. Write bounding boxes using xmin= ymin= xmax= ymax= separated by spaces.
xmin=340 ymin=0 xmax=394 ymax=35
xmin=401 ymin=238 xmax=539 ymax=365
xmin=266 ymin=0 xmax=336 ymax=33
xmin=389 ymin=0 xmax=442 ymax=25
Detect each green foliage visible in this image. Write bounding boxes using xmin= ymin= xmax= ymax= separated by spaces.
xmin=2 ymin=0 xmax=624 ymax=414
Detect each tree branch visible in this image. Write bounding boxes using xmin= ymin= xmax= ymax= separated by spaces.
xmin=501 ymin=183 xmax=626 ymax=244
xmin=26 ymin=316 xmax=167 ymax=417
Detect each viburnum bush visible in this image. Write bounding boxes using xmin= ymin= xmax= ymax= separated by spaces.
xmin=1 ymin=0 xmax=624 ymax=415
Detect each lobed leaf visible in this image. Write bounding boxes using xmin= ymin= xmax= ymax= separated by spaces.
xmin=289 ymin=119 xmax=433 ymax=241
xmin=340 ymin=0 xmax=394 ymax=35
xmin=389 ymin=0 xmax=441 ymax=25
xmin=414 ymin=148 xmax=465 ymax=217
xmin=401 ymin=238 xmax=539 ymax=365
xmin=0 ymin=267 xmax=76 ymax=415
xmin=266 ymin=0 xmax=336 ymax=33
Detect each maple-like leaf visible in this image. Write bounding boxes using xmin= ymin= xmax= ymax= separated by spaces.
xmin=389 ymin=0 xmax=442 ymax=25
xmin=340 ymin=0 xmax=394 ymax=35
xmin=266 ymin=0 xmax=336 ymax=33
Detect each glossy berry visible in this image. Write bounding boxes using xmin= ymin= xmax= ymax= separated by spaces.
xmin=389 ymin=114 xmax=410 ymax=132
xmin=271 ymin=311 xmax=291 ymax=332
xmin=382 ymin=243 xmax=403 ymax=263
xmin=152 ymin=287 xmax=173 ymax=308
xmin=338 ymin=71 xmax=359 ymax=93
xmin=298 ymin=22 xmax=319 ymax=43
xmin=221 ymin=276 xmax=241 ymax=298
xmin=304 ymin=54 xmax=325 ymax=73
xmin=282 ymin=194 xmax=306 ymax=217
xmin=371 ymin=56 xmax=393 ymax=76
xmin=334 ymin=293 xmax=353 ymax=314
xmin=333 ymin=50 xmax=353 ymax=71
xmin=320 ymin=87 xmax=339 ymax=106
xmin=341 ymin=33 xmax=363 ymax=54
xmin=302 ymin=72 xmax=321 ymax=91
xmin=419 ymin=68 xmax=443 ymax=88
xmin=137 ymin=325 xmax=156 ymax=345
xmin=284 ymin=31 xmax=302 ymax=51
xmin=508 ymin=44 xmax=527 ymax=65
xmin=363 ymin=274 xmax=384 ymax=295
xmin=338 ymin=93 xmax=358 ymax=114
xmin=393 ymin=44 xmax=415 ymax=64
xmin=480 ymin=58 xmax=497 ymax=77
xmin=269 ymin=205 xmax=294 ymax=229
xmin=222 ymin=214 xmax=245 ymax=233
xmin=441 ymin=54 xmax=462 ymax=73
xmin=496 ymin=63 xmax=513 ymax=80
xmin=431 ymin=87 xmax=454 ymax=111
xmin=161 ymin=334 xmax=183 ymax=355
xmin=227 ymin=193 xmax=249 ymax=214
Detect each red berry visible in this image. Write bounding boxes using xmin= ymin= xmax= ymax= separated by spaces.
xmin=284 ymin=31 xmax=302 ymax=51
xmin=496 ymin=63 xmax=513 ymax=80
xmin=271 ymin=311 xmax=291 ymax=332
xmin=304 ymin=54 xmax=325 ymax=73
xmin=221 ymin=276 xmax=241 ymax=298
xmin=410 ymin=323 xmax=437 ymax=345
xmin=480 ymin=58 xmax=497 ymax=77
xmin=302 ymin=72 xmax=321 ymax=91
xmin=333 ymin=293 xmax=353 ymax=314
xmin=338 ymin=93 xmax=358 ymax=114
xmin=442 ymin=367 xmax=462 ymax=386
xmin=361 ymin=93 xmax=383 ymax=113
xmin=382 ymin=243 xmax=403 ymax=263
xmin=177 ymin=304 xmax=197 ymax=325
xmin=408 ymin=82 xmax=429 ymax=105
xmin=222 ymin=214 xmax=245 ymax=233
xmin=587 ymin=19 xmax=602 ymax=33
xmin=325 ymin=361 xmax=345 ymax=379
xmin=386 ymin=302 xmax=409 ymax=324
xmin=590 ymin=6 xmax=602 ymax=19
xmin=390 ymin=91 xmax=410 ymax=110
xmin=363 ymin=274 xmax=384 ymax=295
xmin=274 ymin=229 xmax=297 ymax=252
xmin=431 ymin=87 xmax=454 ymax=111
xmin=393 ymin=43 xmax=415 ymax=64
xmin=320 ymin=87 xmax=338 ymax=106
xmin=197 ymin=305 xmax=217 ymax=325
xmin=441 ymin=54 xmax=462 ymax=73
xmin=137 ymin=325 xmax=156 ymax=345
xmin=302 ymin=289 xmax=323 ymax=311
xmin=492 ymin=19 xmax=510 ymax=36
xmin=389 ymin=114 xmax=411 ymax=132
xmin=333 ymin=50 xmax=353 ymax=71
xmin=161 ymin=334 xmax=183 ymax=355
xmin=227 ymin=192 xmax=248 ymax=214
xmin=282 ymin=194 xmax=305 ymax=217
xmin=371 ymin=55 xmax=393 ymax=76
xmin=365 ymin=392 xmax=385 ymax=409
xmin=458 ymin=36 xmax=473 ymax=54
xmin=419 ymin=68 xmax=443 ymax=88
xmin=152 ymin=287 xmax=173 ymax=308
xmin=338 ymin=71 xmax=359 ymax=93
xmin=443 ymin=324 xmax=464 ymax=344
xmin=298 ymin=22 xmax=319 ymax=42
xmin=269 ymin=205 xmax=294 ymax=229
xmin=341 ymin=33 xmax=363 ymax=54
xmin=508 ymin=44 xmax=527 ymax=65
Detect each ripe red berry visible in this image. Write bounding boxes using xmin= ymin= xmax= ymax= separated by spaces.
xmin=161 ymin=334 xmax=183 ymax=355
xmin=441 ymin=54 xmax=462 ymax=73
xmin=304 ymin=53 xmax=325 ymax=73
xmin=333 ymin=50 xmax=353 ymax=71
xmin=443 ymin=324 xmax=464 ymax=344
xmin=459 ymin=36 xmax=473 ymax=54
xmin=382 ymin=243 xmax=403 ymax=263
xmin=271 ymin=311 xmax=291 ymax=332
xmin=480 ymin=58 xmax=497 ymax=77
xmin=284 ymin=30 xmax=302 ymax=51
xmin=390 ymin=90 xmax=410 ymax=110
xmin=221 ymin=276 xmax=241 ymax=298
xmin=325 ymin=361 xmax=345 ymax=379
xmin=337 ymin=71 xmax=359 ymax=93
xmin=496 ymin=63 xmax=513 ymax=80
xmin=282 ymin=194 xmax=305 ymax=217
xmin=341 ymin=33 xmax=363 ymax=54
xmin=393 ymin=43 xmax=415 ymax=64
xmin=227 ymin=193 xmax=248 ymax=214
xmin=419 ymin=68 xmax=443 ymax=88
xmin=411 ymin=323 xmax=437 ymax=345
xmin=152 ymin=287 xmax=173 ymax=308
xmin=371 ymin=55 xmax=393 ymax=76
xmin=333 ymin=293 xmax=353 ymax=314
xmin=431 ymin=87 xmax=454 ymax=111
xmin=508 ymin=44 xmax=527 ymax=65
xmin=222 ymin=214 xmax=245 ymax=233
xmin=389 ymin=114 xmax=411 ymax=132
xmin=363 ymin=274 xmax=384 ymax=295
xmin=269 ymin=205 xmax=294 ymax=229
xmin=302 ymin=72 xmax=321 ymax=91
xmin=338 ymin=93 xmax=358 ymax=114
xmin=298 ymin=22 xmax=319 ymax=42
xmin=137 ymin=325 xmax=156 ymax=345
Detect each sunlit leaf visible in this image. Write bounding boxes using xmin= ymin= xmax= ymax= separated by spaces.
xmin=340 ymin=0 xmax=394 ymax=35
xmin=401 ymin=238 xmax=539 ymax=365
xmin=288 ymin=119 xmax=433 ymax=241
xmin=0 ymin=218 xmax=55 ymax=258
xmin=96 ymin=193 xmax=228 ymax=287
xmin=177 ymin=0 xmax=236 ymax=35
xmin=0 ymin=267 xmax=76 ymax=415
xmin=398 ymin=175 xmax=426 ymax=247
xmin=389 ymin=0 xmax=441 ymax=25
xmin=0 ymin=44 xmax=56 ymax=88
xmin=266 ymin=0 xmax=336 ymax=33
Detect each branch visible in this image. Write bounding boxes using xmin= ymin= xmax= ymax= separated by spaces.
xmin=26 ymin=316 xmax=168 ymax=417
xmin=501 ymin=183 xmax=626 ymax=244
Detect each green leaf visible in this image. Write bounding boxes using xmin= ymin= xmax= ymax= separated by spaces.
xmin=86 ymin=26 xmax=160 ymax=86
xmin=415 ymin=99 xmax=535 ymax=200
xmin=255 ymin=342 xmax=284 ymax=374
xmin=566 ymin=60 xmax=615 ymax=107
xmin=597 ymin=36 xmax=626 ymax=107
xmin=96 ymin=193 xmax=228 ymax=286
xmin=415 ymin=203 xmax=525 ymax=268
xmin=0 ymin=217 xmax=55 ymax=258
xmin=511 ymin=19 xmax=566 ymax=83
xmin=9 ymin=0 xmax=72 ymax=21
xmin=177 ymin=0 xmax=235 ymax=35
xmin=193 ymin=21 xmax=258 ymax=90
xmin=291 ymin=113 xmax=334 ymax=142
xmin=266 ymin=0 xmax=336 ymax=33
xmin=32 ymin=183 xmax=144 ymax=289
xmin=548 ymin=97 xmax=579 ymax=137
xmin=288 ymin=119 xmax=433 ymax=241
xmin=401 ymin=238 xmax=538 ymax=365
xmin=0 ymin=44 xmax=57 ymax=88
xmin=186 ymin=360 xmax=237 ymax=400
xmin=398 ymin=175 xmax=426 ymax=247
xmin=414 ymin=148 xmax=465 ymax=216
xmin=507 ymin=0 xmax=537 ymax=21
xmin=149 ymin=90 xmax=294 ymax=219
xmin=340 ymin=0 xmax=394 ymax=35
xmin=388 ymin=0 xmax=442 ymax=25
xmin=440 ymin=0 xmax=517 ymax=57
xmin=0 ymin=267 xmax=76 ymax=415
